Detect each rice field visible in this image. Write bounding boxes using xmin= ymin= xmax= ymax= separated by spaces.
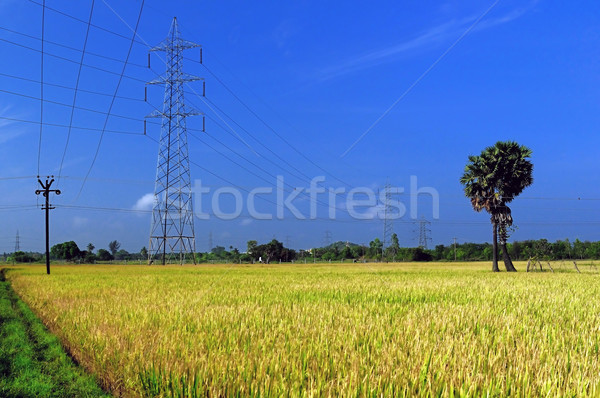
xmin=4 ymin=262 xmax=600 ymax=397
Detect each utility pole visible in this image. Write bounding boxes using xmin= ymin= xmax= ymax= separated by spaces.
xmin=208 ymin=231 xmax=213 ymax=252
xmin=147 ymin=18 xmax=202 ymax=265
xmin=35 ymin=176 xmax=61 ymax=275
xmin=453 ymin=237 xmax=457 ymax=261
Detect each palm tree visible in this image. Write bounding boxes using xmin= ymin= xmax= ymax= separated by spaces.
xmin=460 ymin=141 xmax=533 ymax=272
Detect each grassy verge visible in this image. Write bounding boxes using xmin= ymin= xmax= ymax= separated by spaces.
xmin=0 ymin=269 xmax=110 ymax=398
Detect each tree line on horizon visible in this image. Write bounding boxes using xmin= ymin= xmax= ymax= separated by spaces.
xmin=4 ymin=237 xmax=600 ymax=264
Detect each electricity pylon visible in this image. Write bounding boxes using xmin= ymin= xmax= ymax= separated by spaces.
xmin=147 ymin=17 xmax=202 ymax=265
xmin=14 ymin=230 xmax=20 ymax=253
xmin=382 ymin=180 xmax=394 ymax=250
xmin=323 ymin=230 xmax=332 ymax=247
xmin=417 ymin=216 xmax=432 ymax=249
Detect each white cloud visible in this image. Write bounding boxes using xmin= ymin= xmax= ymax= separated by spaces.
xmin=240 ymin=219 xmax=253 ymax=226
xmin=132 ymin=193 xmax=155 ymax=212
xmin=72 ymin=216 xmax=89 ymax=228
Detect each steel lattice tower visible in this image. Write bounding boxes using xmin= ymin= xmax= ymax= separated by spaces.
xmin=382 ymin=180 xmax=394 ymax=250
xmin=14 ymin=230 xmax=20 ymax=253
xmin=147 ymin=17 xmax=202 ymax=265
xmin=417 ymin=216 xmax=432 ymax=249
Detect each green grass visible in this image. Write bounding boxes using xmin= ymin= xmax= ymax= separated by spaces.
xmin=0 ymin=269 xmax=109 ymax=398
xmin=5 ymin=262 xmax=600 ymax=396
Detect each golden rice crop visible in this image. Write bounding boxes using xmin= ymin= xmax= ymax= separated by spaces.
xmin=5 ymin=262 xmax=600 ymax=397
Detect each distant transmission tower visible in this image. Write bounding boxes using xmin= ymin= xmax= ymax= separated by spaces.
xmin=14 ymin=230 xmax=20 ymax=253
xmin=381 ymin=180 xmax=394 ymax=250
xmin=417 ymin=216 xmax=432 ymax=249
xmin=208 ymin=231 xmax=213 ymax=252
xmin=323 ymin=230 xmax=332 ymax=247
xmin=147 ymin=17 xmax=203 ymax=265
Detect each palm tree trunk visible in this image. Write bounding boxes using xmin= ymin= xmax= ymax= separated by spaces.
xmin=492 ymin=222 xmax=499 ymax=272
xmin=501 ymin=243 xmax=517 ymax=272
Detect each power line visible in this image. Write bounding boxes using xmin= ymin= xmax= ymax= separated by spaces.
xmin=57 ymin=0 xmax=95 ymax=184
xmin=36 ymin=0 xmax=45 ymax=176
xmin=26 ymin=0 xmax=148 ymax=46
xmin=0 ymin=24 xmax=147 ymax=69
xmin=0 ymin=71 xmax=145 ymax=102
xmin=0 ymin=87 xmax=144 ymax=123
xmin=0 ymin=176 xmax=38 ymax=181
xmin=200 ymin=60 xmax=354 ymax=188
xmin=0 ymin=37 xmax=147 ymax=83
xmin=80 ymin=6 xmax=322 ymax=216
xmin=10 ymin=3 xmax=365 ymax=201
xmin=0 ymin=115 xmax=145 ymax=136
xmin=177 ymin=23 xmax=354 ymax=188
xmin=75 ymin=0 xmax=145 ymax=201
xmin=145 ymin=54 xmax=344 ymax=214
xmin=194 ymin=95 xmax=314 ymax=182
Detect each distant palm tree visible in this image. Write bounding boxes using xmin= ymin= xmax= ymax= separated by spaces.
xmin=460 ymin=141 xmax=533 ymax=272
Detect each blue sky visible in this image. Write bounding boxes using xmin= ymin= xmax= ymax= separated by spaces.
xmin=1 ymin=0 xmax=599 ymax=253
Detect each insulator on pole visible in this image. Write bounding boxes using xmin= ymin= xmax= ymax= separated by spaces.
xmin=144 ymin=119 xmax=146 ymax=135
xmin=148 ymin=53 xmax=151 ymax=68
xmin=144 ymin=86 xmax=147 ymax=102
xmin=200 ymin=48 xmax=203 ymax=64
xmin=203 ymin=116 xmax=205 ymax=132
xmin=203 ymin=81 xmax=205 ymax=97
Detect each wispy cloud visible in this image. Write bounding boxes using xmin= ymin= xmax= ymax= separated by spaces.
xmin=318 ymin=5 xmax=531 ymax=81
xmin=72 ymin=216 xmax=89 ymax=228
xmin=132 ymin=193 xmax=154 ymax=212
xmin=0 ymin=105 xmax=28 ymax=145
xmin=240 ymin=218 xmax=253 ymax=226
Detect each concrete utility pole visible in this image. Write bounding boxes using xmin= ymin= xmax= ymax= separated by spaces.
xmin=35 ymin=176 xmax=61 ymax=275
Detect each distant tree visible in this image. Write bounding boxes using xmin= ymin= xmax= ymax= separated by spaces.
xmin=460 ymin=141 xmax=533 ymax=272
xmin=50 ymin=241 xmax=81 ymax=261
xmin=87 ymin=243 xmax=95 ymax=253
xmin=211 ymin=246 xmax=226 ymax=258
xmin=412 ymin=247 xmax=433 ymax=262
xmin=387 ymin=233 xmax=400 ymax=259
xmin=84 ymin=252 xmax=97 ymax=264
xmin=13 ymin=251 xmax=36 ymax=263
xmin=247 ymin=240 xmax=257 ymax=257
xmin=108 ymin=240 xmax=121 ymax=256
xmin=115 ymin=249 xmax=130 ymax=261
xmin=140 ymin=246 xmax=148 ymax=258
xmin=97 ymin=249 xmax=113 ymax=261
xmin=573 ymin=239 xmax=586 ymax=259
xmin=341 ymin=245 xmax=353 ymax=260
xmin=264 ymin=239 xmax=284 ymax=263
xmin=368 ymin=238 xmax=383 ymax=259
